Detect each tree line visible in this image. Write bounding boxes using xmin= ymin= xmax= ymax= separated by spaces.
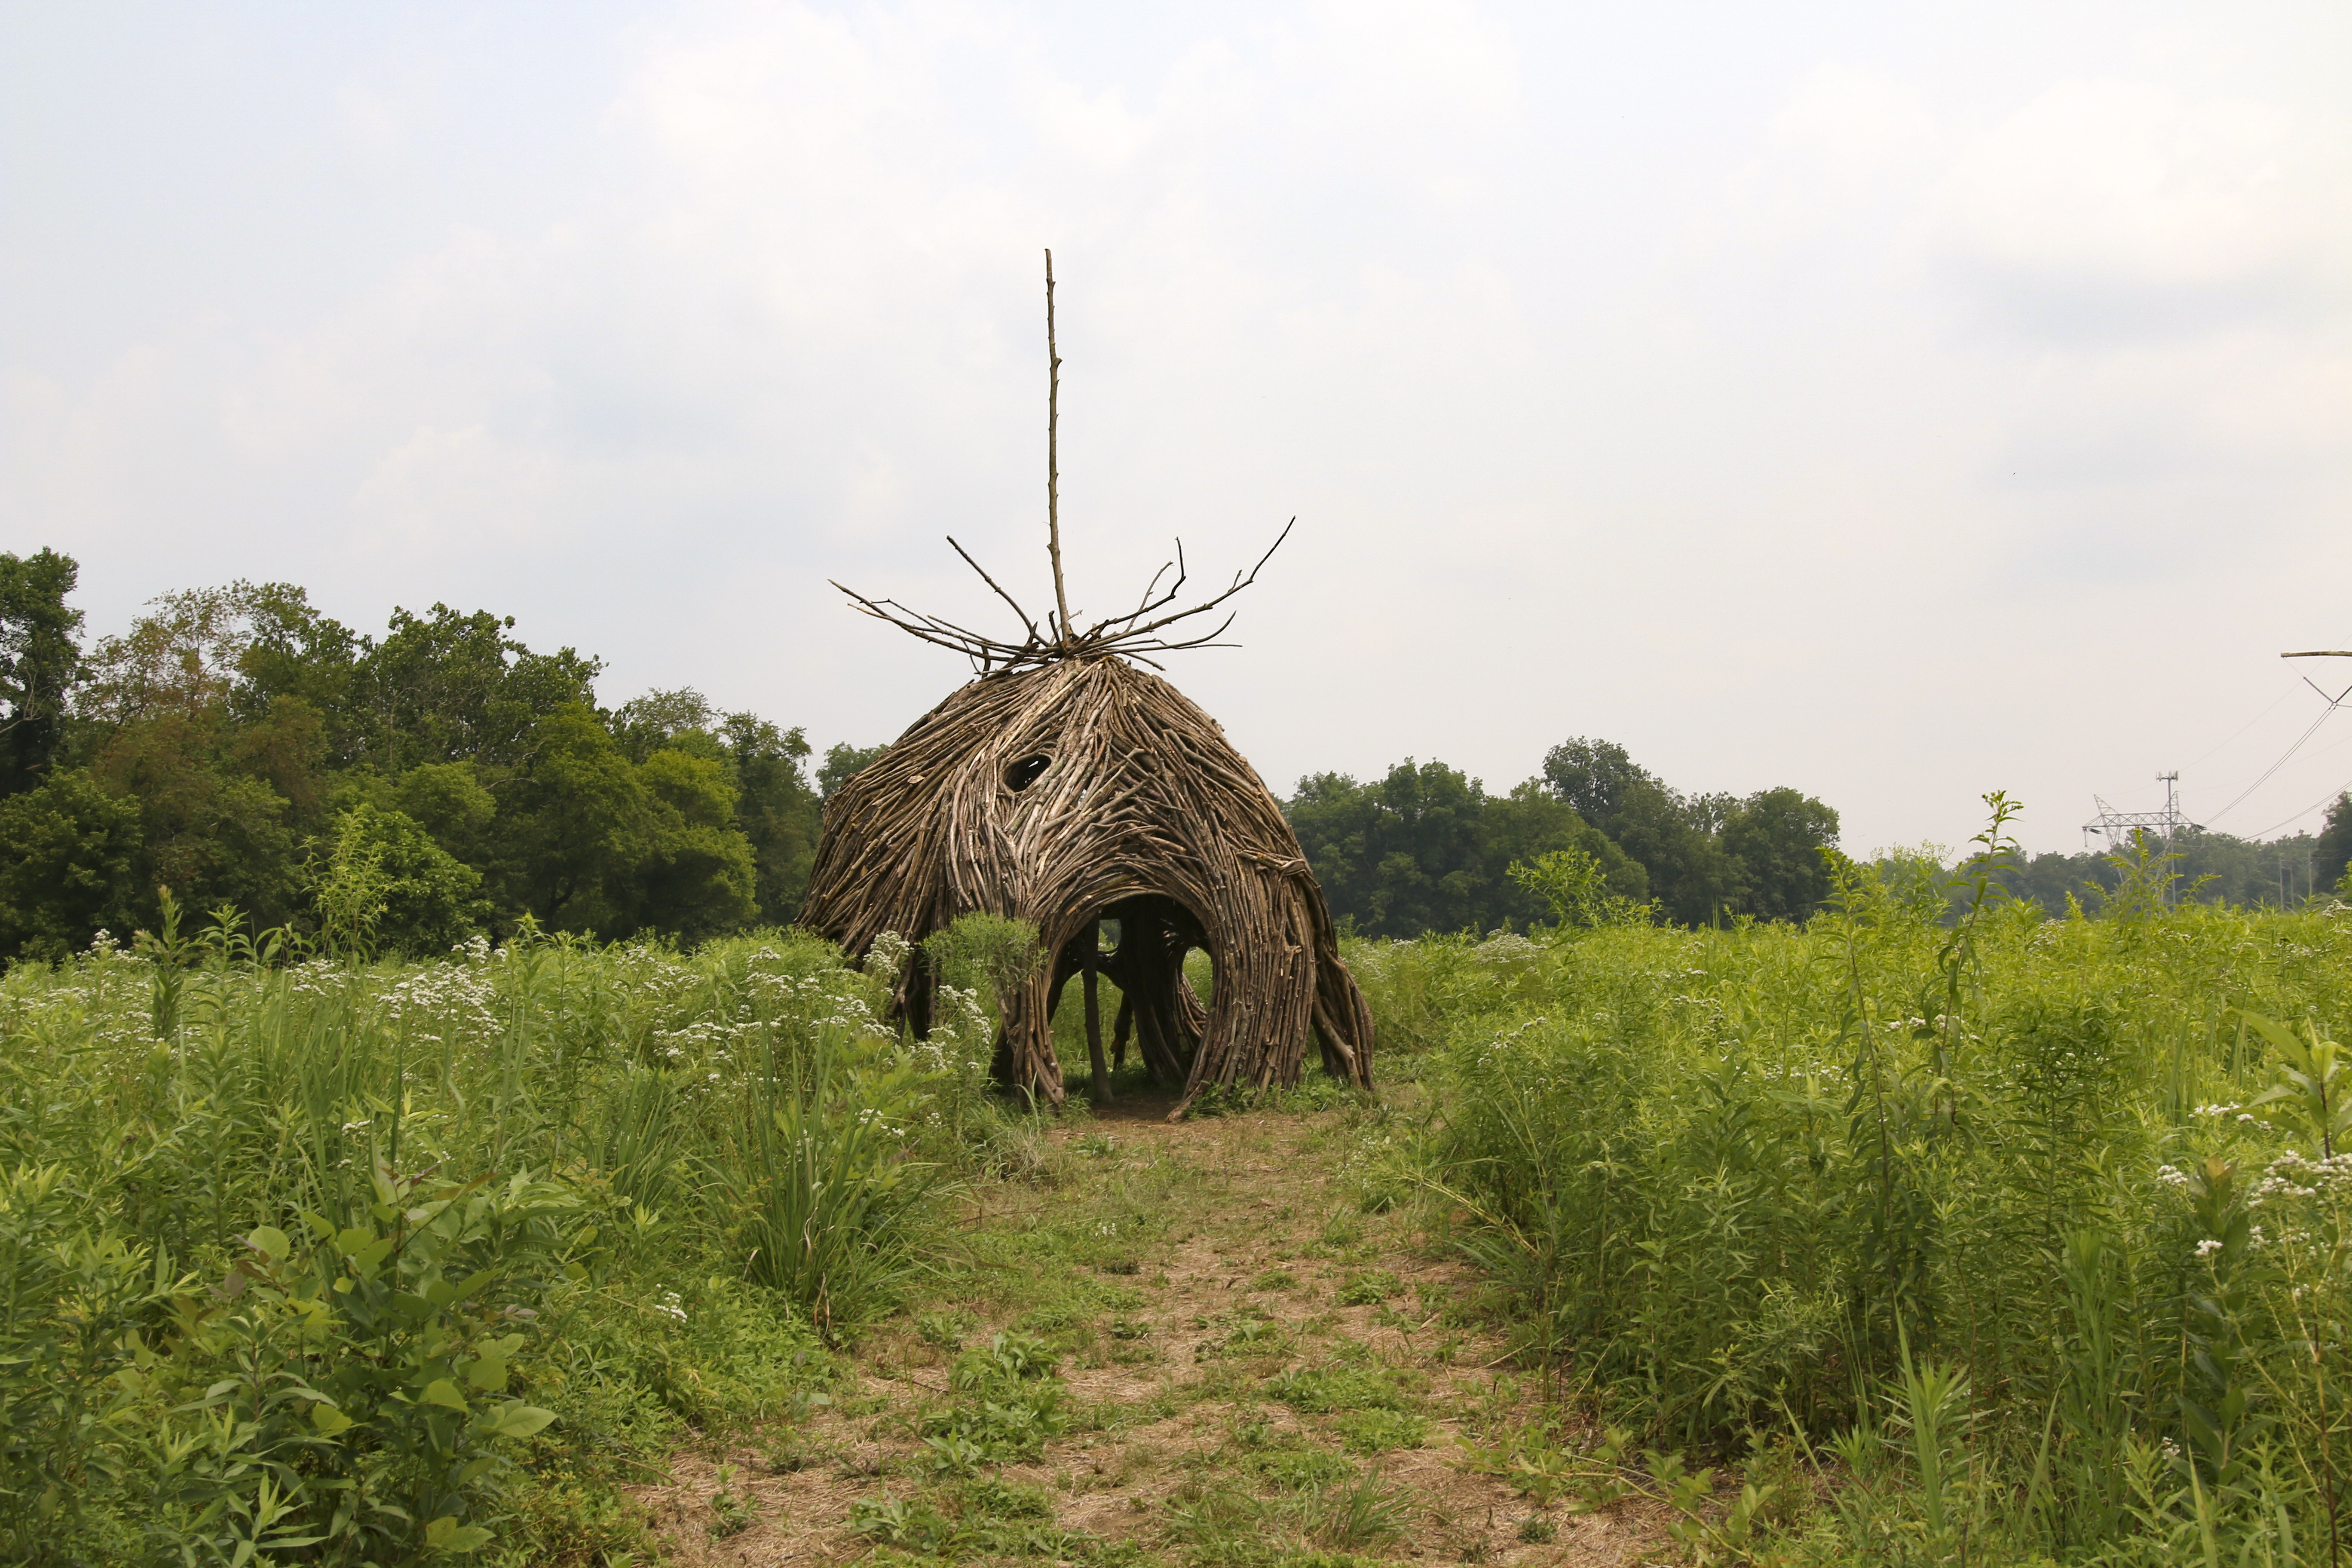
xmin=1285 ymin=739 xmax=1842 ymax=937
xmin=3 ymin=548 xmax=2346 ymax=964
xmin=0 ymin=551 xmax=885 ymax=962
xmin=2010 ymin=823 xmax=2350 ymax=913
xmin=1281 ymin=746 xmax=2352 ymax=937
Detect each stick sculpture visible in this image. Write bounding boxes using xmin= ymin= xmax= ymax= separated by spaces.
xmin=801 ymin=252 xmax=1374 ymax=1116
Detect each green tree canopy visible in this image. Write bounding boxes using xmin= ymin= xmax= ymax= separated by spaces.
xmin=0 ymin=769 xmax=139 ymax=963
xmin=351 ymin=604 xmax=601 ymax=774
xmin=0 ymin=548 xmax=85 ymax=794
xmin=2316 ymin=794 xmax=2351 ymax=895
xmin=1286 ymin=761 xmax=1637 ymax=937
xmin=819 ymin=741 xmax=889 ymax=799
xmin=0 ymin=564 xmax=813 ymax=962
xmin=722 ymin=712 xmax=821 ymax=923
xmin=1542 ymin=736 xmax=1836 ymax=925
xmin=1723 ymin=786 xmax=1841 ymax=921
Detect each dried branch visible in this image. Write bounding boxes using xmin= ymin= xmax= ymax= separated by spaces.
xmin=833 ymin=518 xmax=1291 ymax=675
xmin=1045 ymin=249 xmax=1070 ymax=639
xmin=946 ymin=536 xmax=1043 ymax=644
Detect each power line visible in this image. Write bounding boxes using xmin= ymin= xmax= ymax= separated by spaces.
xmin=2229 ymin=651 xmax=2352 ymax=837
xmin=2248 ymin=773 xmax=2352 ymax=839
xmin=2184 ymin=688 xmax=2296 ymax=772
xmin=2205 ymin=702 xmax=2341 ymax=824
xmin=2205 ymin=672 xmax=2352 ymax=826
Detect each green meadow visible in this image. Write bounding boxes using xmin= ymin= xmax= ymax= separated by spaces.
xmin=4 ymin=815 xmax=2351 ymax=1566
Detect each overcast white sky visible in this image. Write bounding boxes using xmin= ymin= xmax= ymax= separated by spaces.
xmin=4 ymin=1 xmax=2348 ymax=856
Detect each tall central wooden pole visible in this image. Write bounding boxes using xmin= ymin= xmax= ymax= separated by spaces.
xmin=1045 ymin=248 xmax=1070 ymax=642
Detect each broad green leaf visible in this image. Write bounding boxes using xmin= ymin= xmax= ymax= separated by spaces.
xmin=475 ymin=1400 xmax=556 ymax=1439
xmin=420 ymin=1379 xmax=469 ymax=1412
xmin=464 ymin=1355 xmax=508 ymax=1392
xmin=423 ymin=1516 xmax=493 ymax=1552
xmin=444 ymin=1268 xmax=496 ymax=1307
xmin=245 ymin=1225 xmax=290 ymax=1262
xmin=311 ymin=1403 xmax=355 ymax=1436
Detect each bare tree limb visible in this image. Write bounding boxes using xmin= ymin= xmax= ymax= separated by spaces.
xmin=1045 ymin=249 xmax=1070 ymax=639
xmin=944 ymin=536 xmax=1044 ymax=642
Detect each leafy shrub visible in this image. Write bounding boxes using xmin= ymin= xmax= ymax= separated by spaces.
xmin=922 ymin=914 xmax=1041 ymax=1021
xmin=0 ymin=925 xmax=978 ymax=1562
xmin=0 ymin=1164 xmax=159 ymax=1562
xmin=128 ymin=1161 xmax=581 ymax=1562
xmin=308 ymin=802 xmax=487 ymax=958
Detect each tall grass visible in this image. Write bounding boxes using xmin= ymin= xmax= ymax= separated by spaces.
xmin=0 ymin=920 xmax=1004 ymax=1565
xmin=713 ymin=1029 xmax=946 ymax=1340
xmin=1360 ymin=825 xmax=2352 ymax=1562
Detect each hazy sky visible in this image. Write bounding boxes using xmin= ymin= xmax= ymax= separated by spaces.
xmin=5 ymin=1 xmax=2348 ymax=856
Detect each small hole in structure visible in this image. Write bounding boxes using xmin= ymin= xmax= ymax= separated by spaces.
xmin=1005 ymin=754 xmax=1052 ymax=793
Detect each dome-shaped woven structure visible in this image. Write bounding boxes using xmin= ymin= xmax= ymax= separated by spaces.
xmin=798 ymin=656 xmax=1373 ymax=1115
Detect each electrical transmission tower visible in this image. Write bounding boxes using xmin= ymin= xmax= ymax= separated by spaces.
xmin=2082 ymin=771 xmax=2201 ymax=853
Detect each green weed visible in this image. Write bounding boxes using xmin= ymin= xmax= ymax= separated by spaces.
xmin=713 ymin=1029 xmax=943 ymax=1342
xmin=1333 ymin=1409 xmax=1427 ymax=1453
xmin=918 ymin=1332 xmax=1069 ymax=1471
xmin=1267 ymin=1363 xmax=1417 ymax=1415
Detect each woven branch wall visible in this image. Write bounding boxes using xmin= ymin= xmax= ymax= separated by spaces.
xmin=798 ymin=657 xmax=1374 ymax=1115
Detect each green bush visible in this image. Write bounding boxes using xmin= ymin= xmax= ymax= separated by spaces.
xmin=307 ymin=802 xmax=487 ymax=958
xmin=141 ymin=1166 xmax=580 ymax=1561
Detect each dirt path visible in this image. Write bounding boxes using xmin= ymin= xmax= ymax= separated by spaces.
xmin=631 ymin=1099 xmax=1669 ymax=1566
